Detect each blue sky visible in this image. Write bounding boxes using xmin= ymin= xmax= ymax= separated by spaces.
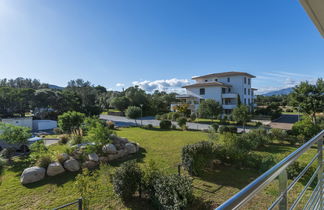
xmin=0 ymin=0 xmax=323 ymax=94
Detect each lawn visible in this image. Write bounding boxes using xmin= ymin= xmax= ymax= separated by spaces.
xmin=0 ymin=128 xmax=317 ymax=209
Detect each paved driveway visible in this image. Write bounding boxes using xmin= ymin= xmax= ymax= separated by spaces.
xmin=100 ymin=115 xmax=250 ymax=132
xmin=269 ymin=114 xmax=300 ymax=130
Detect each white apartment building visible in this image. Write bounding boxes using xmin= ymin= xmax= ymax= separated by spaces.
xmin=171 ymin=71 xmax=257 ymax=114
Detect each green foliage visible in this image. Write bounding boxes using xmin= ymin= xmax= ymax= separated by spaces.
xmin=29 ymin=140 xmax=51 ymax=164
xmin=160 ymin=120 xmax=172 ymax=130
xmin=174 ymin=104 xmax=191 ymax=117
xmin=36 ymin=155 xmax=53 ymax=168
xmin=290 ymin=78 xmax=324 ymax=123
xmin=177 ymin=117 xmax=187 ymax=129
xmin=111 ymin=161 xmax=142 ymax=200
xmin=292 ymin=117 xmax=320 ymax=139
xmin=74 ymin=168 xmax=100 ymax=209
xmin=269 ymin=128 xmax=288 ymax=143
xmin=58 ymin=111 xmax=85 ymax=133
xmin=151 ymin=174 xmax=192 ymax=210
xmin=211 ymin=123 xmax=219 ymax=132
xmin=218 ymin=125 xmax=237 ymax=134
xmin=70 ymin=135 xmax=83 ymax=145
xmin=58 ymin=135 xmax=69 ymax=145
xmin=125 ymin=106 xmax=142 ymax=124
xmin=198 ymin=99 xmax=222 ymax=120
xmin=240 ymin=128 xmax=271 ymax=150
xmin=142 ymin=160 xmax=163 ymax=197
xmin=182 ymin=141 xmax=215 ymax=175
xmin=0 ymin=148 xmax=15 ymax=159
xmin=106 ymin=121 xmax=115 ymax=129
xmin=190 ymin=113 xmax=197 ymax=121
xmin=254 ymin=103 xmax=282 ymax=120
xmin=110 ymin=96 xmax=130 ymax=112
xmin=0 ymin=123 xmax=31 ymax=144
xmin=86 ymin=123 xmax=113 ymax=146
xmin=232 ymin=105 xmax=250 ymax=131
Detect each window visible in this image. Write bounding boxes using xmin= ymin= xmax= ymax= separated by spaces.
xmin=214 ymin=78 xmax=218 ymax=82
xmin=248 ymin=89 xmax=250 ymax=95
xmin=199 ymin=88 xmax=205 ymax=95
xmin=248 ymin=99 xmax=250 ymax=104
xmin=244 ymin=77 xmax=246 ymax=84
xmin=227 ymin=77 xmax=230 ymax=82
xmin=222 ymin=88 xmax=226 ymax=94
xmin=244 ymin=99 xmax=246 ymax=104
xmin=205 ymin=79 xmax=208 ymax=82
xmin=248 ymin=78 xmax=251 ymax=85
xmin=228 ymin=88 xmax=231 ymax=92
xmin=252 ymin=90 xmax=254 ymax=96
xmin=244 ymin=88 xmax=246 ymax=94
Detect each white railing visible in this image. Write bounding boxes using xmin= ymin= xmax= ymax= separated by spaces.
xmin=217 ymin=130 xmax=324 ymax=210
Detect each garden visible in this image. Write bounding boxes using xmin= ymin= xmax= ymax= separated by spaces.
xmin=0 ymin=109 xmax=322 ymax=209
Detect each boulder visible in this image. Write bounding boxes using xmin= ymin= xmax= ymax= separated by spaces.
xmin=82 ymin=161 xmax=98 ymax=169
xmin=99 ymin=156 xmax=109 ymax=163
xmin=21 ymin=166 xmax=46 ymax=184
xmin=102 ymin=144 xmax=117 ymax=154
xmin=63 ymin=158 xmax=80 ymax=172
xmin=125 ymin=143 xmax=137 ymax=154
xmin=107 ymin=154 xmax=119 ymax=161
xmin=58 ymin=153 xmax=69 ymax=162
xmin=47 ymin=162 xmax=65 ymax=176
xmin=88 ymin=153 xmax=99 ymax=162
xmin=112 ymin=136 xmax=129 ymax=145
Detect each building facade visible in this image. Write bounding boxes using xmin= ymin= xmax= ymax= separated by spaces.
xmin=171 ymin=71 xmax=257 ymax=114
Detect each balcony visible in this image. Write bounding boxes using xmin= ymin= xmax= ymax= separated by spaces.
xmin=217 ymin=130 xmax=324 ymax=210
xmin=222 ymin=93 xmax=238 ymax=98
xmin=222 ymin=104 xmax=237 ymax=109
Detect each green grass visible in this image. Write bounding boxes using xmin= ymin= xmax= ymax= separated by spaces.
xmin=0 ymin=128 xmax=317 ymax=209
xmin=194 ymin=118 xmax=258 ymax=126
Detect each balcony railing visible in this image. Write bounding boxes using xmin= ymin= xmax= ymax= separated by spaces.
xmin=222 ymin=93 xmax=238 ymax=98
xmin=217 ymin=130 xmax=324 ymax=210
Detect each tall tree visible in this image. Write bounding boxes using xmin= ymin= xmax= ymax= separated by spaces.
xmin=232 ymin=105 xmax=250 ymax=132
xmin=198 ymin=99 xmax=223 ymax=121
xmin=290 ymin=78 xmax=324 ymax=124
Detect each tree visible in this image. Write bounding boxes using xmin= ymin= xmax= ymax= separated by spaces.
xmin=292 ymin=117 xmax=321 ymax=140
xmin=232 ymin=105 xmax=250 ymax=132
xmin=174 ymin=104 xmax=191 ymax=117
xmin=110 ymin=96 xmax=130 ymax=112
xmin=0 ymin=123 xmax=32 ymax=153
xmin=177 ymin=117 xmax=187 ymax=129
xmin=290 ymin=79 xmax=324 ymax=124
xmin=125 ymin=106 xmax=142 ymax=125
xmin=198 ymin=99 xmax=223 ymax=121
xmin=58 ymin=111 xmax=85 ymax=133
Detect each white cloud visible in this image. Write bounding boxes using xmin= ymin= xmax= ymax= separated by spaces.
xmin=116 ymin=83 xmax=125 ymax=87
xmin=132 ymin=78 xmax=190 ymax=93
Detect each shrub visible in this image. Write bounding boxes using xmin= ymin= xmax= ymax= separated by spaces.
xmin=182 ymin=141 xmax=215 ymax=175
xmin=56 ymin=153 xmax=67 ymax=164
xmin=218 ymin=125 xmax=237 ymax=134
xmin=190 ymin=113 xmax=197 ymax=121
xmin=58 ymin=111 xmax=85 ymax=133
xmin=125 ymin=106 xmax=142 ymax=125
xmin=86 ymin=123 xmax=113 ymax=146
xmin=29 ymin=140 xmax=49 ymax=164
xmin=70 ymin=135 xmax=83 ymax=145
xmin=151 ymin=174 xmax=192 ymax=210
xmin=172 ymin=112 xmax=181 ymax=121
xmin=243 ymin=154 xmax=277 ymax=172
xmin=160 ymin=120 xmax=172 ymax=130
xmin=241 ymin=128 xmax=271 ymax=149
xmin=58 ymin=135 xmax=69 ymax=145
xmin=106 ymin=121 xmax=115 ymax=129
xmin=211 ymin=123 xmax=219 ymax=132
xmin=292 ymin=117 xmax=320 ymax=139
xmin=270 ymin=128 xmax=288 ymax=143
xmin=0 ymin=148 xmax=15 ymax=158
xmin=36 ymin=155 xmax=53 ymax=168
xmin=53 ymin=127 xmax=63 ymax=134
xmin=285 ymin=108 xmax=293 ymax=112
xmin=172 ymin=124 xmax=177 ymax=130
xmin=255 ymin=121 xmax=263 ymax=127
xmin=142 ymin=160 xmax=163 ymax=197
xmin=177 ymin=117 xmax=187 ymax=129
xmin=155 ymin=114 xmax=161 ymax=120
xmin=111 ymin=161 xmax=142 ymax=200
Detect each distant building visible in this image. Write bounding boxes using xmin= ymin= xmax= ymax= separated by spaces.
xmin=1 ymin=117 xmax=57 ymax=131
xmin=171 ymin=71 xmax=257 ymax=114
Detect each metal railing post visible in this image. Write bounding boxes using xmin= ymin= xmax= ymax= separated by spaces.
xmin=278 ymin=169 xmax=288 ymax=210
xmin=78 ymin=198 xmax=82 ymax=210
xmin=318 ymin=137 xmax=323 ymax=210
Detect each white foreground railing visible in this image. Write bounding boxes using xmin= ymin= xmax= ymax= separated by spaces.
xmin=217 ymin=130 xmax=324 ymax=210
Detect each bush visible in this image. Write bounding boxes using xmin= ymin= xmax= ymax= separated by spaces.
xmin=182 ymin=141 xmax=215 ymax=175
xmin=58 ymin=111 xmax=85 ymax=133
xmin=125 ymin=106 xmax=142 ymax=124
xmin=151 ymin=174 xmax=192 ymax=210
xmin=292 ymin=117 xmax=320 ymax=139
xmin=86 ymin=123 xmax=113 ymax=146
xmin=160 ymin=120 xmax=172 ymax=130
xmin=0 ymin=148 xmax=15 ymax=158
xmin=144 ymin=124 xmax=153 ymax=129
xmin=70 ymin=135 xmax=83 ymax=145
xmin=270 ymin=128 xmax=288 ymax=143
xmin=58 ymin=135 xmax=69 ymax=145
xmin=240 ymin=128 xmax=271 ymax=150
xmin=36 ymin=155 xmax=53 ymax=168
xmin=255 ymin=121 xmax=263 ymax=127
xmin=285 ymin=108 xmax=293 ymax=112
xmin=53 ymin=127 xmax=63 ymax=134
xmin=218 ymin=125 xmax=237 ymax=134
xmin=172 ymin=124 xmax=177 ymax=130
xmin=190 ymin=113 xmax=197 ymax=121
xmin=211 ymin=123 xmax=219 ymax=132
xmin=177 ymin=117 xmax=187 ymax=129
xmin=111 ymin=161 xmax=142 ymax=200
xmin=106 ymin=121 xmax=115 ymax=129
xmin=155 ymin=114 xmax=161 ymax=120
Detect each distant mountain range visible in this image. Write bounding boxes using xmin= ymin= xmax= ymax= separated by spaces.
xmin=262 ymin=87 xmax=293 ymax=96
xmin=48 ymin=84 xmax=64 ymax=90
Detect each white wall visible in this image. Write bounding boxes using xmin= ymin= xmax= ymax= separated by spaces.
xmin=33 ymin=120 xmax=57 ymax=131
xmin=1 ymin=118 xmax=33 ymax=129
xmin=187 ymin=86 xmax=222 ymax=103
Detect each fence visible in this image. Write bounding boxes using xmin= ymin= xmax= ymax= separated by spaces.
xmin=53 ymin=198 xmax=82 ymax=210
